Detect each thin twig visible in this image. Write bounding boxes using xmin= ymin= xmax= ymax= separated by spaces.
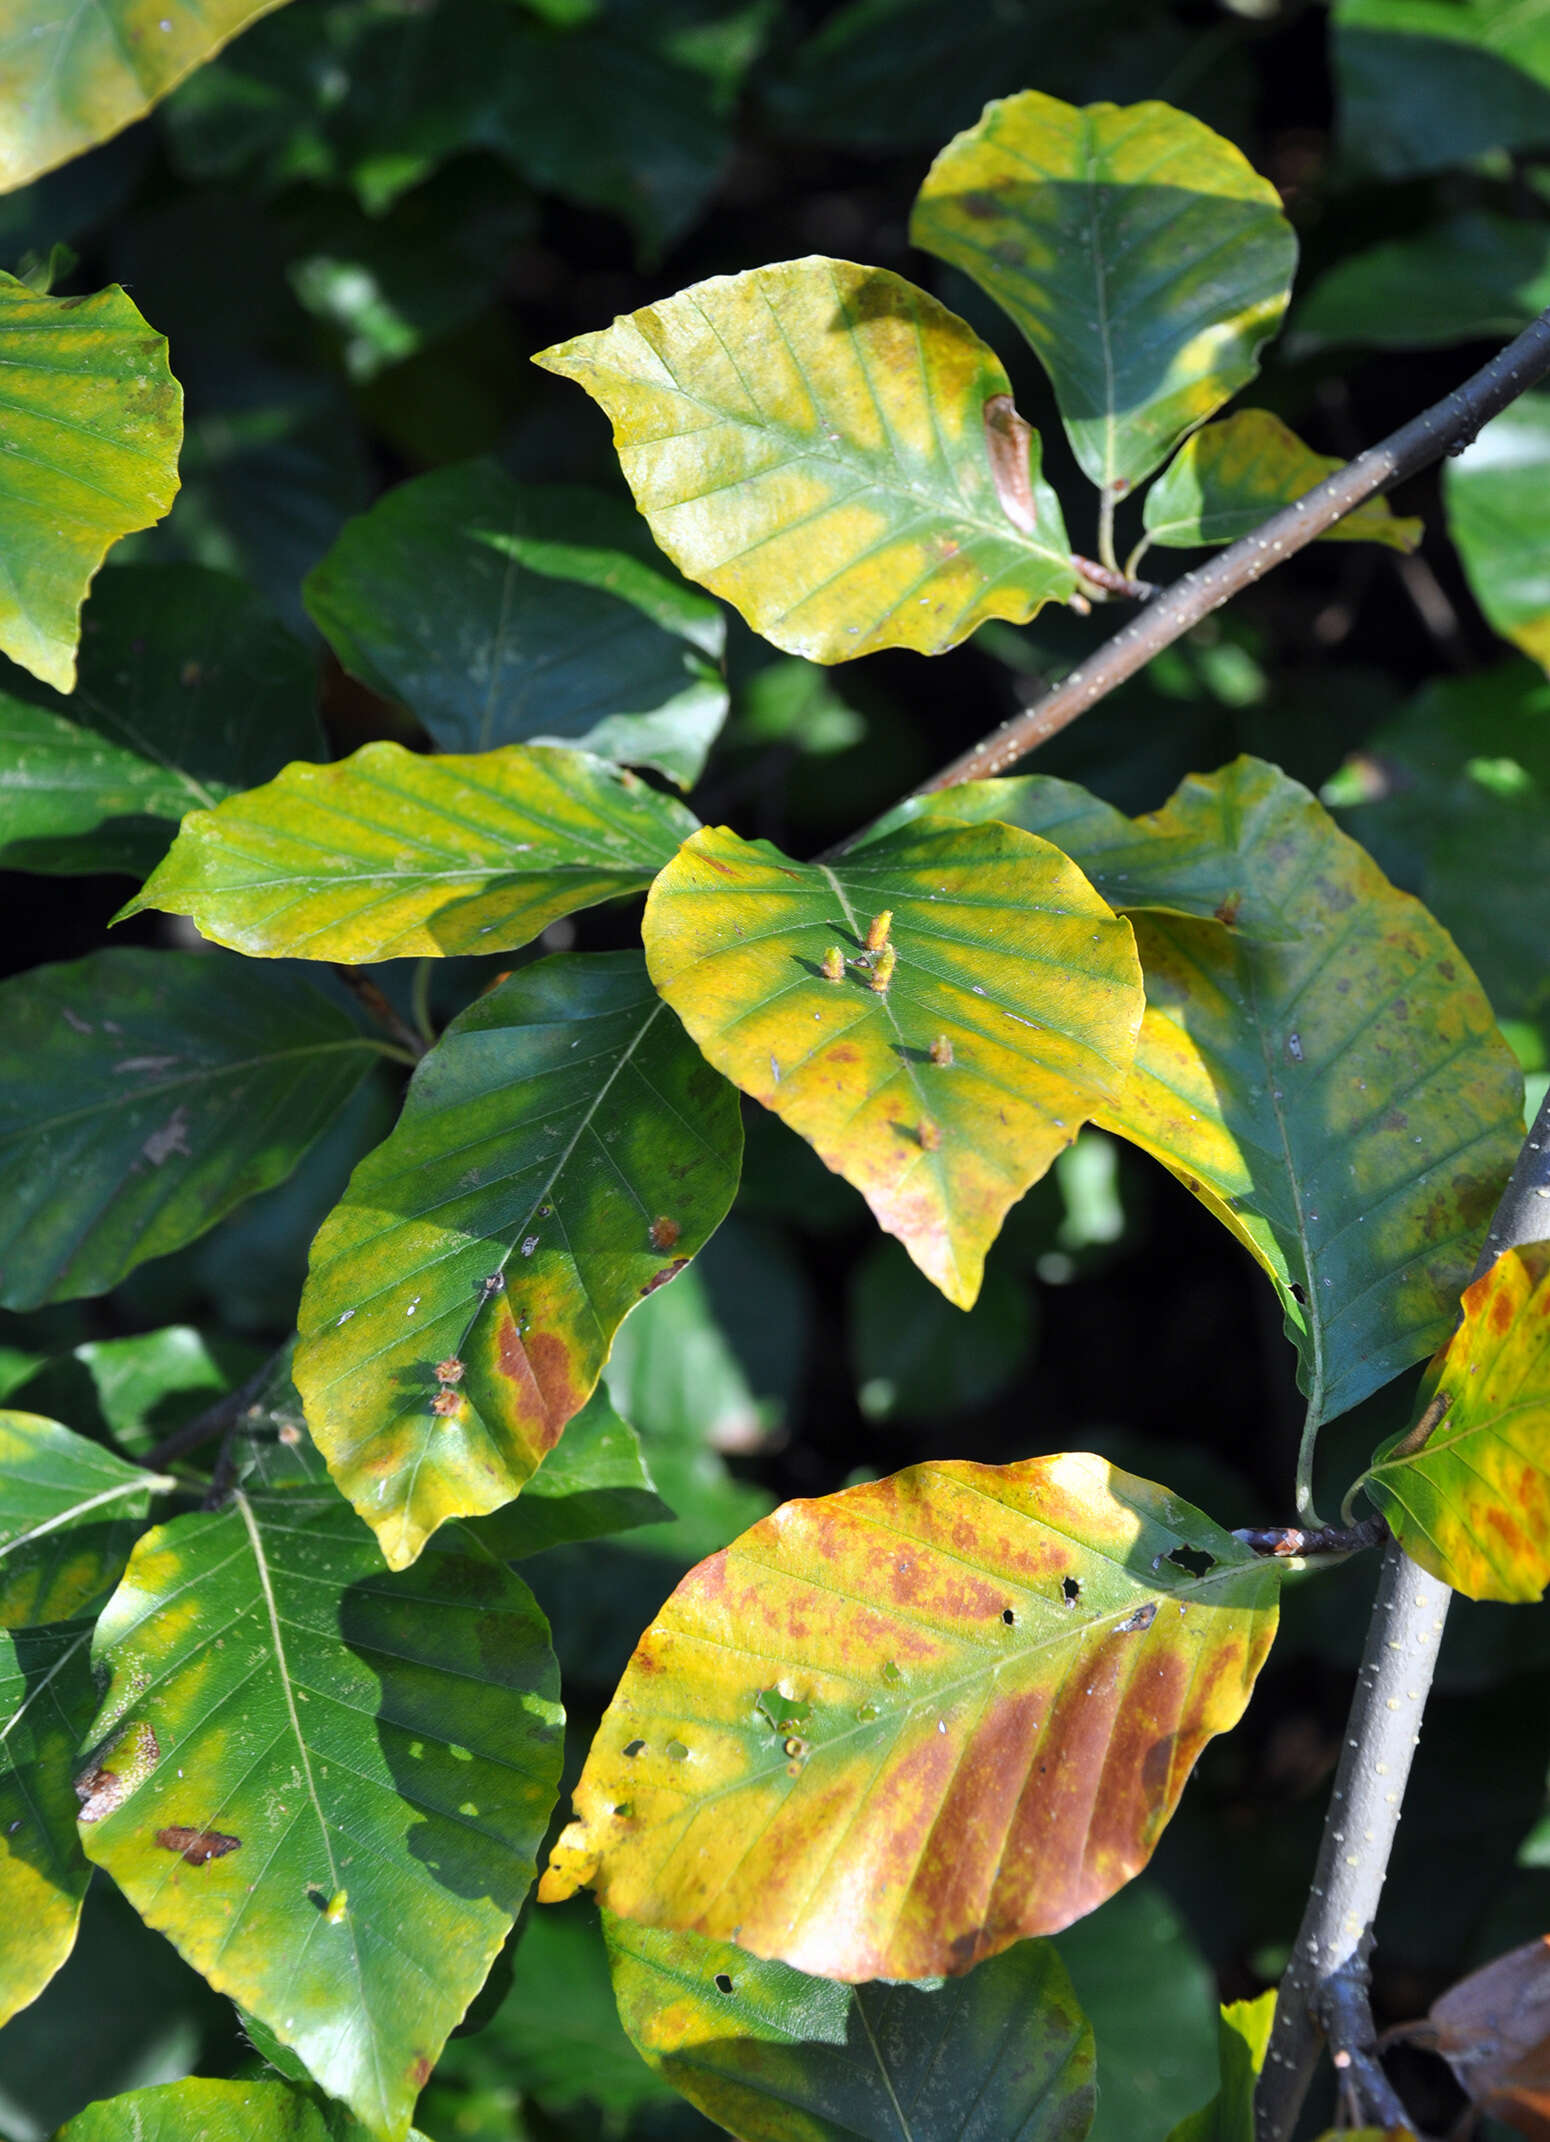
xmin=1233 ymin=1517 xmax=1386 ymax=1559
xmin=864 ymin=309 xmax=1550 ymax=823
xmin=143 ymin=1349 xmax=288 ymax=1474
xmin=1255 ymin=1085 xmax=1550 ymax=2141
xmin=333 ymin=965 xmax=428 ymax=1061
xmin=1071 ymin=554 xmax=1158 ymax=602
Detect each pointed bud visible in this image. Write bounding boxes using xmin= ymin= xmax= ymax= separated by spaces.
xmin=868 ymin=943 xmax=897 ymax=992
xmin=929 ymin=1035 xmax=954 ymax=1066
xmin=918 ymin=1118 xmax=941 ymax=1150
xmin=865 ymin=910 xmax=893 ymax=951
xmin=821 ymin=945 xmax=845 ymax=982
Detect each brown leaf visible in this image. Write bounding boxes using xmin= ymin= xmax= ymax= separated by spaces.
xmin=1430 ymin=1936 xmax=1550 ymax=2139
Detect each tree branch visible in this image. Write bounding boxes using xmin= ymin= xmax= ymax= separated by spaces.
xmin=1255 ymin=1083 xmax=1550 ymax=2141
xmin=332 ymin=965 xmax=428 ymax=1062
xmin=904 ymin=308 xmax=1550 ymax=800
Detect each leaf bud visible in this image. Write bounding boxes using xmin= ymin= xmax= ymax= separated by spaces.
xmin=865 ymin=910 xmax=893 ymax=951
xmin=821 ymin=945 xmax=845 ymax=982
xmin=868 ymin=943 xmax=897 ymax=992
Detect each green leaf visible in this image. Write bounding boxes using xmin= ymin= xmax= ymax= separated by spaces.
xmin=6 ymin=1323 xmax=255 ymax=1462
xmin=868 ymin=769 xmax=1297 ymax=942
xmin=534 ymin=258 xmax=1079 ymax=665
xmin=76 ymin=1429 xmax=563 ymax=2140
xmin=910 ymin=92 xmax=1296 ymax=493
xmin=0 ymin=276 xmax=181 ymax=693
xmin=1292 ymin=215 xmax=1550 ymax=355
xmin=1333 ymin=0 xmax=1550 ymax=178
xmin=0 ymin=0 xmax=292 ymax=190
xmin=53 ymin=2074 xmax=433 ymax=2139
xmin=851 ymin=1236 xmax=1033 ymax=1422
xmin=606 ymin=1914 xmax=1096 ymax=2142
xmin=0 ymin=1410 xmax=163 ymax=1626
xmin=0 ymin=949 xmax=381 ymax=1310
xmin=295 ymin=951 xmax=743 ymax=1570
xmin=1361 ymin=1243 xmax=1550 ymax=1602
xmin=125 ymin=741 xmax=698 ymax=963
xmin=1141 ymin=412 xmax=1421 ymax=553
xmin=1092 ymin=759 xmax=1523 ymax=1428
xmin=0 ymin=564 xmax=322 ymax=879
xmin=469 ymin=1384 xmax=671 ymax=1562
xmin=303 ymin=461 xmax=727 ymax=787
xmin=541 ymin=1452 xmax=1281 ymax=1978
xmin=1444 ymin=390 xmax=1550 ymax=675
xmin=1164 ymin=1992 xmax=1277 ymax=2142
xmin=642 ymin=819 xmax=1142 ymax=1308
xmin=0 ymin=1619 xmax=98 ymax=2028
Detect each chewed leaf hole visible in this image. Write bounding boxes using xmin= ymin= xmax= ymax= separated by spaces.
xmin=714 ymin=1973 xmax=734 ymax=1995
xmin=622 ymin=1738 xmax=646 ymax=1758
xmin=1001 ymin=1607 xmax=1017 ymax=1626
xmin=1290 ymin=1281 xmax=1308 ymax=1305
xmin=1168 ymin=1544 xmax=1217 ymax=1578
xmin=1061 ymin=1576 xmax=1081 ymax=1604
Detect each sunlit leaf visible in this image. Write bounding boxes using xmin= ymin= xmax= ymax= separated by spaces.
xmin=0 ymin=0 xmax=292 ymax=190
xmin=0 ymin=276 xmax=181 ymax=693
xmin=642 ymin=819 xmax=1141 ymax=1308
xmin=1361 ymin=1244 xmax=1550 ymax=1602
xmin=53 ymin=2073 xmax=432 ymax=2139
xmin=304 ymin=461 xmax=727 ymax=786
xmin=0 ymin=950 xmax=381 ymax=1311
xmin=868 ymin=769 xmax=1296 ymax=942
xmin=606 ymin=1912 xmax=1096 ymax=2142
xmin=540 ymin=1452 xmax=1281 ymax=1979
xmin=1142 ymin=412 xmax=1421 ymax=553
xmin=1333 ymin=0 xmax=1550 ymax=178
xmin=125 ymin=742 xmax=698 ymax=963
xmin=76 ymin=1427 xmax=563 ymax=2139
xmin=1293 ymin=214 xmax=1550 ymax=355
xmin=534 ymin=258 xmax=1078 ymax=665
xmin=910 ymin=92 xmax=1296 ymax=492
xmin=1165 ymin=1992 xmax=1278 ymax=2142
xmin=0 ymin=565 xmax=321 ymax=880
xmin=1444 ymin=391 xmax=1550 ymax=675
xmin=295 ymin=951 xmax=743 ymax=1570
xmin=0 ymin=1411 xmax=163 ymax=1626
xmin=470 ymin=1384 xmax=671 ymax=1562
xmin=1092 ymin=759 xmax=1523 ymax=1428
xmin=0 ymin=1620 xmax=98 ymax=2028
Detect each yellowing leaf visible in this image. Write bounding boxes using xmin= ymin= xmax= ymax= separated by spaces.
xmin=125 ymin=742 xmax=698 ymax=962
xmin=1092 ymin=760 xmax=1522 ymax=1427
xmin=1165 ymin=1992 xmax=1278 ymax=2142
xmin=296 ymin=953 xmax=743 ymax=1570
xmin=1362 ymin=1244 xmax=1550 ymax=1602
xmin=0 ymin=1410 xmax=162 ymax=1627
xmin=0 ymin=276 xmax=181 ymax=693
xmin=1142 ymin=411 xmax=1422 ymax=553
xmin=641 ymin=820 xmax=1143 ymax=1309
xmin=0 ymin=1620 xmax=98 ymax=2028
xmin=910 ymin=93 xmax=1296 ymax=492
xmin=534 ymin=258 xmax=1078 ymax=664
xmin=605 ymin=1913 xmax=1097 ymax=2142
xmin=541 ymin=1453 xmax=1281 ymax=1980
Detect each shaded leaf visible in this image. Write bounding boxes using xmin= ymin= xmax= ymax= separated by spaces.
xmin=606 ymin=1913 xmax=1096 ymax=2142
xmin=470 ymin=1385 xmax=671 ymax=1562
xmin=76 ymin=1431 xmax=563 ymax=2140
xmin=304 ymin=461 xmax=726 ymax=787
xmin=0 ymin=0 xmax=291 ymax=190
xmin=5 ymin=1322 xmax=256 ymax=1462
xmin=0 ymin=275 xmax=181 ymax=693
xmin=0 ymin=1410 xmax=162 ymax=1626
xmin=295 ymin=951 xmax=743 ymax=1570
xmin=534 ymin=258 xmax=1078 ymax=665
xmin=1445 ymin=390 xmax=1550 ymax=675
xmin=125 ymin=741 xmax=698 ymax=963
xmin=1427 ymin=1934 xmax=1550 ymax=2140
xmin=869 ymin=768 xmax=1297 ymax=942
xmin=851 ymin=1236 xmax=1034 ymax=1422
xmin=1333 ymin=0 xmax=1550 ymax=178
xmin=1142 ymin=412 xmax=1421 ymax=553
xmin=0 ymin=950 xmax=381 ymax=1310
xmin=910 ymin=92 xmax=1295 ymax=492
xmin=1091 ymin=759 xmax=1523 ymax=1428
xmin=0 ymin=565 xmax=322 ymax=880
xmin=1293 ymin=215 xmax=1550 ymax=356
xmin=540 ymin=1452 xmax=1281 ymax=1980
xmin=642 ymin=819 xmax=1142 ymax=1308
xmin=0 ymin=1620 xmax=98 ymax=2028
xmin=53 ymin=2074 xmax=432 ymax=2139
xmin=1165 ymin=1991 xmax=1278 ymax=2142
xmin=1361 ymin=1244 xmax=1550 ymax=1603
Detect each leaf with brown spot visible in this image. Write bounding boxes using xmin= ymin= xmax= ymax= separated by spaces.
xmin=297 ymin=951 xmax=742 ymax=1568
xmin=540 ymin=1453 xmax=1280 ymax=1981
xmin=642 ymin=820 xmax=1142 ymax=1309
xmin=1361 ymin=1245 xmax=1550 ymax=1601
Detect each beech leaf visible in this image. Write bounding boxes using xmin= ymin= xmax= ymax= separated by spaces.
xmin=534 ymin=258 xmax=1078 ymax=664
xmin=0 ymin=1619 xmax=99 ymax=2028
xmin=605 ymin=1912 xmax=1097 ymax=2142
xmin=641 ymin=819 xmax=1143 ymax=1309
xmin=1165 ymin=1992 xmax=1278 ymax=2142
xmin=124 ymin=742 xmax=698 ymax=963
xmin=1092 ymin=759 xmax=1523 ymax=1428
xmin=1142 ymin=411 xmax=1422 ymax=552
xmin=0 ymin=1409 xmax=163 ymax=1627
xmin=540 ymin=1453 xmax=1281 ymax=1980
xmin=1361 ymin=1244 xmax=1550 ymax=1602
xmin=910 ymin=93 xmax=1296 ymax=492
xmin=1425 ymin=1935 xmax=1550 ymax=2141
xmin=1444 ymin=390 xmax=1550 ymax=675
xmin=295 ymin=952 xmax=743 ymax=1570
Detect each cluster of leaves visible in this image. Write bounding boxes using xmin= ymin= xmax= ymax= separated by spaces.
xmin=5 ymin=3 xmax=1550 ymax=2141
